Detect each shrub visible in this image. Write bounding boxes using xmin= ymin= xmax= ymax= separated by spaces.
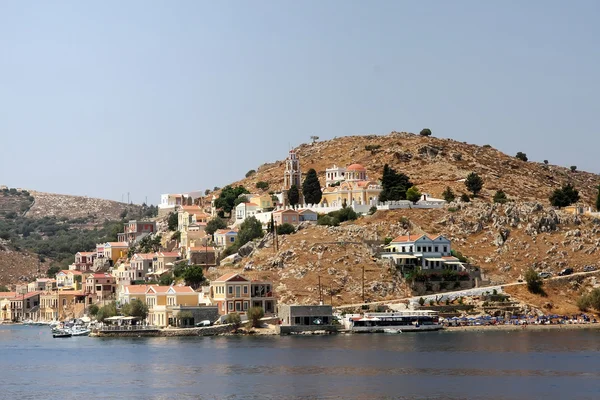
xmin=465 ymin=172 xmax=483 ymax=196
xmin=167 ymin=212 xmax=178 ymax=231
xmin=317 ymin=215 xmax=339 ymax=227
xmin=255 ymin=181 xmax=269 ymax=190
xmin=247 ymin=307 xmax=265 ymax=328
xmin=419 ymin=128 xmax=432 ymax=137
xmin=482 ymin=144 xmax=492 ymax=149
xmin=225 ymin=312 xmax=242 ymax=330
xmin=205 ymin=217 xmax=227 ymax=236
xmin=365 ymin=144 xmax=381 ymax=153
xmin=447 ymin=207 xmax=457 ymax=212
xmin=442 ymin=187 xmax=456 ymax=202
xmin=159 ymin=273 xmax=174 ymax=286
xmin=245 ymin=170 xmax=256 ymax=178
xmin=515 ymin=152 xmax=528 ymax=162
xmin=543 ymin=160 xmax=549 ymax=165
xmin=384 ymin=237 xmax=392 ymax=245
xmin=577 ymin=294 xmax=591 ymax=311
xmin=570 ymin=166 xmax=577 ymax=172
xmin=549 ymin=183 xmax=580 ymax=208
xmin=88 ymin=304 xmax=99 ymax=316
xmin=493 ymin=190 xmax=508 ymax=204
xmin=418 ymin=297 xmax=425 ymax=306
xmin=460 ymin=193 xmax=470 ymax=203
xmin=406 ymin=186 xmax=422 ymax=204
xmin=524 ymin=267 xmax=544 ymax=295
xmin=276 ymin=223 xmax=295 ymax=235
xmin=368 ymin=206 xmax=377 ymax=215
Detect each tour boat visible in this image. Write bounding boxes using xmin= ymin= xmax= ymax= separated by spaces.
xmin=52 ymin=330 xmax=72 ymax=338
xmin=68 ymin=326 xmax=91 ymax=336
xmin=349 ymin=310 xmax=443 ymax=333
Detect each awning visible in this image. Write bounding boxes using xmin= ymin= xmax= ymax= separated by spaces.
xmin=391 ymin=254 xmax=418 ymax=259
xmin=425 ymin=258 xmax=446 ymax=262
xmin=443 ymin=261 xmax=465 ymax=265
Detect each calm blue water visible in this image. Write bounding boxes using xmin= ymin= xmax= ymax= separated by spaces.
xmin=1 ymin=325 xmax=600 ymax=400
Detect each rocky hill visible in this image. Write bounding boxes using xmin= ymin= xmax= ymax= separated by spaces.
xmin=229 ymin=131 xmax=600 ymax=205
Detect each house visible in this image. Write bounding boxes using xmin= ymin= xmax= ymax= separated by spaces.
xmin=144 ymin=285 xmax=206 ymax=327
xmin=277 ymin=305 xmax=336 ymax=334
xmin=85 ymin=273 xmax=117 ymax=303
xmin=100 ymin=242 xmax=129 ymax=266
xmin=180 ymin=229 xmax=209 ymax=253
xmin=273 ymin=209 xmax=300 ymax=225
xmin=70 ymin=251 xmax=96 ymax=271
xmin=119 ymin=284 xmax=152 ymax=305
xmin=152 ymin=252 xmax=181 ymax=273
xmin=117 ymin=220 xmax=157 ymax=243
xmin=298 ymin=209 xmax=318 ymax=222
xmin=0 ymin=292 xmax=16 ymax=321
xmin=130 ymin=253 xmax=155 ymax=281
xmin=2 ymin=292 xmax=41 ymax=322
xmin=209 ymin=273 xmax=276 ymax=316
xmin=112 ymin=262 xmax=137 ymax=287
xmin=247 ymin=193 xmax=274 ymax=211
xmin=187 ymin=245 xmax=217 ymax=266
xmin=234 ymin=202 xmax=259 ymax=224
xmin=320 ymin=163 xmax=382 ymax=206
xmin=178 ymin=206 xmax=210 ymax=232
xmin=56 ymin=270 xmax=83 ymax=290
xmin=381 ymin=233 xmax=465 ymax=273
xmin=158 ymin=193 xmax=185 ymax=216
xmin=213 ymin=229 xmax=238 ymax=248
xmin=27 ymin=278 xmax=56 ymax=292
xmin=39 ymin=290 xmax=88 ymax=321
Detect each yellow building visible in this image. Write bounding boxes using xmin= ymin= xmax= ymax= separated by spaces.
xmin=0 ymin=291 xmax=15 ymax=322
xmin=102 ymin=242 xmax=130 ymax=265
xmin=248 ymin=193 xmax=274 ymax=210
xmin=320 ymin=164 xmax=382 ymax=207
xmin=144 ymin=285 xmax=200 ymax=327
xmin=178 ymin=206 xmax=210 ymax=232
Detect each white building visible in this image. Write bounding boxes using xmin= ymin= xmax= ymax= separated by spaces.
xmin=213 ymin=229 xmax=238 ymax=248
xmin=325 ymin=165 xmax=346 ymax=186
xmin=234 ymin=202 xmax=260 ymax=225
xmin=382 ymin=234 xmax=465 ymax=272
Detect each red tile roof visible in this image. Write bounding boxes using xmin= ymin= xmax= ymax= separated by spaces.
xmin=157 ymin=252 xmax=180 ymax=257
xmin=213 ymin=273 xmax=249 ymax=282
xmin=189 ymin=246 xmax=215 ymax=252
xmin=215 ymin=229 xmax=237 ymax=234
xmin=133 ymin=253 xmax=155 ymax=260
xmin=0 ymin=292 xmax=16 ymax=299
xmin=124 ymin=285 xmax=152 ymax=294
xmin=106 ymin=242 xmax=129 ymax=247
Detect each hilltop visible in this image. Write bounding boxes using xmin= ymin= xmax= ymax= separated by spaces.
xmin=228 ymin=131 xmax=600 ymax=205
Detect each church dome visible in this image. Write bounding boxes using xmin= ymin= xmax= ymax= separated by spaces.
xmin=346 ymin=163 xmax=366 ymax=171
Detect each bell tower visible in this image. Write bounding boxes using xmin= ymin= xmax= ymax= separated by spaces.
xmin=282 ymin=150 xmax=303 ymax=206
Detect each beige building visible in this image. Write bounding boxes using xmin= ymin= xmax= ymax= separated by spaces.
xmin=209 ymin=273 xmax=275 ymax=316
xmin=321 ymin=164 xmax=382 ymax=207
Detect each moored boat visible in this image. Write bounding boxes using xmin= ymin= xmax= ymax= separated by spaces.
xmin=349 ymin=310 xmax=443 ymax=333
xmin=52 ymin=330 xmax=72 ymax=338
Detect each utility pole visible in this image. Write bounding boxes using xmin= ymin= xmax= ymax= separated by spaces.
xmin=127 ymin=192 xmax=130 ymax=204
xmin=362 ymin=265 xmax=365 ymax=304
xmin=330 ymin=285 xmax=333 ymax=306
xmin=318 ymin=275 xmax=322 ymax=304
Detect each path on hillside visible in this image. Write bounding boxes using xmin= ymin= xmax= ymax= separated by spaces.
xmin=334 ymin=270 xmax=600 ymax=310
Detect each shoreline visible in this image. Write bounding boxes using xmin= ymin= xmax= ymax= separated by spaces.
xmin=443 ymin=323 xmax=600 ymax=332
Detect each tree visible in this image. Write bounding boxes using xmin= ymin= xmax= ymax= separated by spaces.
xmin=419 ymin=128 xmax=432 ymax=137
xmin=493 ymin=190 xmax=508 ymax=204
xmin=245 ymin=169 xmax=256 ymax=178
xmin=255 ymin=181 xmax=269 ymax=190
xmin=159 ymin=272 xmax=174 ymax=286
xmin=183 ymin=265 xmax=207 ymax=289
xmin=302 ymin=168 xmax=322 ymax=205
xmin=236 ymin=216 xmax=263 ymax=247
xmin=96 ymin=302 xmax=117 ymax=322
xmin=549 ymin=183 xmax=580 ymax=208
xmin=123 ymin=299 xmax=149 ymax=320
xmin=570 ymin=165 xmax=577 ymax=172
xmin=214 ymin=186 xmax=250 ymax=216
xmin=167 ymin=212 xmax=178 ymax=231
xmin=225 ymin=312 xmax=242 ymax=331
xmin=276 ymin=223 xmax=295 ymax=235
xmin=47 ymin=265 xmax=61 ymax=278
xmin=524 ymin=267 xmax=544 ymax=295
xmin=543 ymin=160 xmax=549 ymax=165
xmin=233 ymin=196 xmax=249 ymax=208
xmin=247 ymin=306 xmax=265 ymax=328
xmin=465 ymin=172 xmax=483 ymax=196
xmin=442 ymin=187 xmax=456 ymax=202
xmin=406 ymin=186 xmax=422 ymax=204
xmin=515 ymin=152 xmax=528 ymax=162
xmin=460 ymin=193 xmax=471 ymax=203
xmin=596 ymin=186 xmax=600 ymax=212
xmin=288 ymin=184 xmax=300 ymax=207
xmin=88 ymin=304 xmax=99 ymax=317
xmin=379 ymin=164 xmax=413 ymax=202
xmin=204 ymin=189 xmax=211 ymax=196
xmin=0 ymin=285 xmax=9 ymax=292
xmin=310 ymin=135 xmax=319 ymax=143
xmin=205 ymin=217 xmax=227 ymax=236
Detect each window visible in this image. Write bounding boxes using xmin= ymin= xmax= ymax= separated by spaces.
xmin=243 ymin=301 xmax=248 ymax=311
xmin=444 ymin=246 xmax=448 ymax=253
xmin=243 ymin=286 xmax=248 ymax=294
xmin=228 ymin=286 xmax=233 ymax=295
xmin=230 ymin=237 xmax=235 ymax=242
xmin=417 ymin=246 xmax=421 ymax=252
xmin=402 ymin=246 xmax=405 ymax=253
xmin=435 ymin=246 xmax=438 ymax=252
xmin=428 ymin=246 xmax=432 ymax=252
xmin=235 ymin=286 xmax=240 ymax=297
xmin=228 ymin=302 xmax=233 ymax=311
xmin=294 ymin=317 xmax=301 ymax=324
xmin=235 ymin=302 xmax=241 ymax=311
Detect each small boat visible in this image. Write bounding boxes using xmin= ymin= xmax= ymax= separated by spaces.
xmin=69 ymin=327 xmax=91 ymax=337
xmin=53 ymin=330 xmax=72 ymax=338
xmin=383 ymin=328 xmax=402 ymax=334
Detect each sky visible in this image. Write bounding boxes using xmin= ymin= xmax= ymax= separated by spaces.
xmin=1 ymin=1 xmax=599 ymax=203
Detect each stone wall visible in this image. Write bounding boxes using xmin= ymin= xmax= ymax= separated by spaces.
xmin=277 ymin=325 xmax=338 ymax=335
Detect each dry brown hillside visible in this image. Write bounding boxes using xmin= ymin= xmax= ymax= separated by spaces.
xmin=27 ymin=191 xmax=134 ymax=221
xmin=228 ymin=131 xmax=600 ymax=205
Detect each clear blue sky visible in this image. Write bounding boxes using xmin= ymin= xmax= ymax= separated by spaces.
xmin=1 ymin=1 xmax=598 ymax=203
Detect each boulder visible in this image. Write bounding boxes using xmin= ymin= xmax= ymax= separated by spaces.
xmin=237 ymin=241 xmax=256 ymax=257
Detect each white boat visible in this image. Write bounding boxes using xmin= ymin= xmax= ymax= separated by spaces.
xmin=68 ymin=326 xmax=91 ymax=336
xmin=350 ymin=310 xmax=443 ymax=333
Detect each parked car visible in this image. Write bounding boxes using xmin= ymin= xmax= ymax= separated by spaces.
xmin=558 ymin=268 xmax=574 ymax=276
xmin=583 ymin=265 xmax=597 ymax=272
xmin=195 ymin=320 xmax=212 ymax=327
xmin=538 ymin=272 xmax=552 ymax=279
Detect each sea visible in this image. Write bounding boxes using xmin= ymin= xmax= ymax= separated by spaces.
xmin=1 ymin=324 xmax=599 ymax=400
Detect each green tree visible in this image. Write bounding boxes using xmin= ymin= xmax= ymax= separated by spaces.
xmin=205 ymin=217 xmax=227 ymax=236
xmin=524 ymin=267 xmax=544 ymax=295
xmin=442 ymin=187 xmax=456 ymax=202
xmin=47 ymin=265 xmax=61 ymax=278
xmin=159 ymin=272 xmax=174 ymax=286
xmin=233 ymin=196 xmax=249 ymax=208
xmin=214 ymin=186 xmax=250 ymax=216
xmin=245 ymin=169 xmax=256 ymax=178
xmin=515 ymin=152 xmax=528 ymax=162
xmin=288 ymin=185 xmax=300 ymax=207
xmin=543 ymin=160 xmax=549 ymax=165
xmin=302 ymin=168 xmax=322 ymax=205
xmin=255 ymin=181 xmax=269 ymax=190
xmin=123 ymin=299 xmax=149 ymax=320
xmin=465 ymin=172 xmax=483 ymax=196
xmin=493 ymin=190 xmax=508 ymax=204
xmin=549 ymin=183 xmax=580 ymax=208
xmin=225 ymin=312 xmax=242 ymax=331
xmin=406 ymin=186 xmax=422 ymax=204
xmin=183 ymin=265 xmax=207 ymax=289
xmin=167 ymin=212 xmax=178 ymax=231
xmin=379 ymin=164 xmax=413 ymax=202
xmin=247 ymin=306 xmax=265 ymax=328
xmin=419 ymin=128 xmax=432 ymax=137
xmin=236 ymin=216 xmax=263 ymax=248
xmin=276 ymin=223 xmax=295 ymax=235
xmin=0 ymin=285 xmax=9 ymax=292
xmin=96 ymin=302 xmax=117 ymax=322
xmin=570 ymin=166 xmax=577 ymax=172
xmin=87 ymin=304 xmax=99 ymax=316
xmin=460 ymin=193 xmax=471 ymax=203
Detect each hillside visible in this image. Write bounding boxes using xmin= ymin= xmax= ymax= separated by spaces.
xmin=229 ymin=131 xmax=600 ymax=205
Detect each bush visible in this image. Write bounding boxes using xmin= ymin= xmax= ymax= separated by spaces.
xmin=365 ymin=144 xmax=381 ymax=153
xmin=549 ymin=183 xmax=580 ymax=208
xmin=465 ymin=172 xmax=483 ymax=196
xmin=368 ymin=206 xmax=377 ymax=215
xmin=317 ymin=215 xmax=339 ymax=227
xmin=524 ymin=267 xmax=544 ymax=295
xmin=159 ymin=273 xmax=174 ymax=286
xmin=87 ymin=304 xmax=99 ymax=316
xmin=460 ymin=193 xmax=470 ymax=203
xmin=167 ymin=212 xmax=178 ymax=231
xmin=482 ymin=144 xmax=492 ymax=149
xmin=406 ymin=186 xmax=422 ymax=204
xmin=570 ymin=166 xmax=577 ymax=172
xmin=205 ymin=217 xmax=227 ymax=236
xmin=515 ymin=152 xmax=528 ymax=162
xmin=276 ymin=223 xmax=295 ymax=235
xmin=46 ymin=265 xmax=61 ymax=278
xmin=419 ymin=128 xmax=432 ymax=137
xmin=225 ymin=312 xmax=242 ymax=330
xmin=418 ymin=297 xmax=425 ymax=306
xmin=543 ymin=160 xmax=549 ymax=165
xmin=493 ymin=190 xmax=508 ymax=204
xmin=247 ymin=306 xmax=265 ymax=328
xmin=442 ymin=187 xmax=456 ymax=202
xmin=255 ymin=181 xmax=269 ymax=190
xmin=245 ymin=170 xmax=256 ymax=178
xmin=447 ymin=207 xmax=457 ymax=212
